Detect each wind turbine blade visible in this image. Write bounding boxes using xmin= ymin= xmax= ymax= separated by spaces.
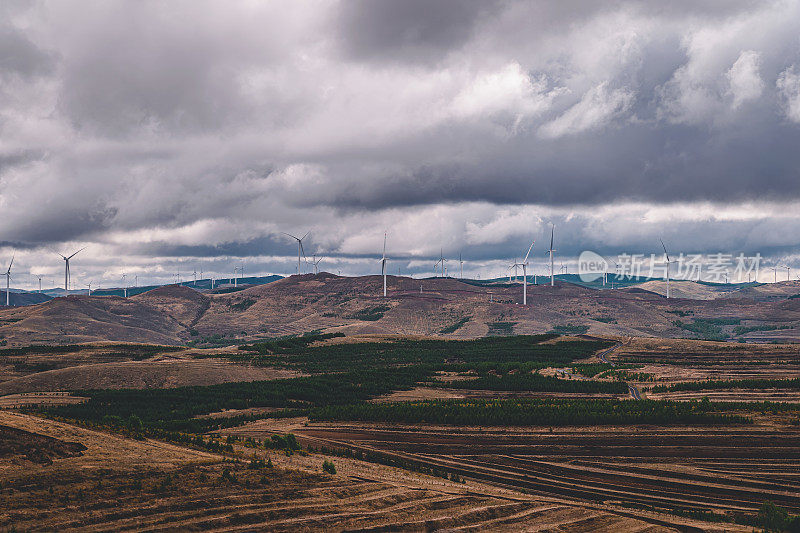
xmin=7 ymin=254 xmax=14 ymax=273
xmin=523 ymin=240 xmax=535 ymax=263
xmin=300 ymin=231 xmax=310 ymax=241
xmin=299 ymin=241 xmax=306 ymax=260
xmin=660 ymin=239 xmax=670 ymax=262
xmin=282 ymin=232 xmax=299 ymax=241
xmin=47 ymin=246 xmax=67 ymax=260
xmin=550 ymin=225 xmax=554 ymax=250
xmin=68 ymin=247 xmax=86 ymax=260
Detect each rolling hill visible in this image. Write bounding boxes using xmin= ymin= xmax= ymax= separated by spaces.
xmin=2 ymin=273 xmax=800 ymax=346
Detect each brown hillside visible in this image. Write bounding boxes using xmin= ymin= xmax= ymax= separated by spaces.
xmin=0 ymin=295 xmax=185 ymax=346
xmin=2 ymin=273 xmax=800 ymax=345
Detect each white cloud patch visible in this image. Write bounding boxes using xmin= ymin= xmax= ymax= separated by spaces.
xmin=538 ymin=83 xmax=633 ymax=138
xmin=726 ymin=50 xmax=763 ymax=108
xmin=450 ymin=62 xmax=562 ymax=124
xmin=777 ymin=65 xmax=800 ymax=122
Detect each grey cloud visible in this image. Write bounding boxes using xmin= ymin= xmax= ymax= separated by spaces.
xmin=336 ymin=0 xmax=502 ymax=64
xmin=2 ymin=0 xmax=800 ymax=285
xmin=0 ymin=24 xmax=53 ymax=79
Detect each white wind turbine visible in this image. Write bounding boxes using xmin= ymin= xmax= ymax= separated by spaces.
xmin=3 ymin=255 xmax=13 ymax=307
xmin=510 ymin=259 xmax=520 ymax=281
xmin=283 ymin=232 xmax=309 ymax=275
xmin=547 ymin=225 xmax=556 ymax=287
xmin=310 ymin=254 xmax=324 ymax=275
xmin=433 ymin=249 xmax=447 ymax=277
xmin=459 ymin=252 xmax=464 ymax=279
xmin=607 ymin=258 xmax=619 ymax=289
xmin=513 ymin=240 xmax=535 ymax=305
xmin=380 ymin=232 xmax=387 ymax=297
xmin=57 ymin=247 xmax=85 ymax=296
xmin=660 ymin=239 xmax=676 ymax=299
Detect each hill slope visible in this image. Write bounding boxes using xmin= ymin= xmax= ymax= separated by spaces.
xmin=2 ymin=273 xmax=800 ymax=345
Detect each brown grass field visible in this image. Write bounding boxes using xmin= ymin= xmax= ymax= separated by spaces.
xmin=0 ymin=411 xmax=725 ymax=532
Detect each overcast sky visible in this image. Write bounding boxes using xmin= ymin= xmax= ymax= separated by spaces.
xmin=2 ymin=0 xmax=800 ymax=288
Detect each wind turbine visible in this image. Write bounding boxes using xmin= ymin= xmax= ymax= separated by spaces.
xmin=433 ymin=249 xmax=447 ymax=277
xmin=547 ymin=225 xmax=556 ymax=287
xmin=36 ymin=275 xmax=43 ymax=293
xmin=310 ymin=254 xmax=324 ymax=275
xmin=515 ymin=240 xmax=535 ymax=305
xmin=607 ymin=258 xmax=619 ymax=289
xmin=660 ymin=239 xmax=675 ymax=299
xmin=87 ymin=281 xmax=93 ymax=296
xmin=122 ymin=273 xmax=127 ymax=297
xmin=283 ymin=232 xmax=309 ymax=275
xmin=459 ymin=253 xmax=464 ymax=279
xmin=380 ymin=232 xmax=387 ymax=297
xmin=193 ymin=270 xmax=197 ymax=286
xmin=3 ymin=255 xmax=13 ymax=307
xmin=57 ymin=247 xmax=85 ymax=296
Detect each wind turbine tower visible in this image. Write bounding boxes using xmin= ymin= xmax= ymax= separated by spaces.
xmin=57 ymin=247 xmax=85 ymax=296
xmin=547 ymin=225 xmax=556 ymax=287
xmin=660 ymin=239 xmax=676 ymax=299
xmin=514 ymin=240 xmax=535 ymax=305
xmin=459 ymin=253 xmax=464 ymax=279
xmin=3 ymin=255 xmax=13 ymax=307
xmin=380 ymin=232 xmax=387 ymax=297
